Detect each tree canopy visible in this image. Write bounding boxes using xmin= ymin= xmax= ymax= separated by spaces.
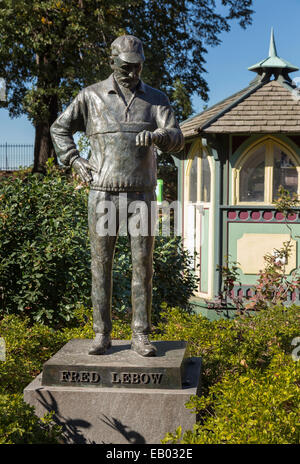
xmin=0 ymin=0 xmax=254 ymax=170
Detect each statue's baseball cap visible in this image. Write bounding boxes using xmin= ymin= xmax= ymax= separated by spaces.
xmin=111 ymin=35 xmax=145 ymax=63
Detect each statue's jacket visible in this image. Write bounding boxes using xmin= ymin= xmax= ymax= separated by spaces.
xmin=50 ymin=74 xmax=184 ymax=192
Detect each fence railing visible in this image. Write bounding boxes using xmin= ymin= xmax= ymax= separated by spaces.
xmin=0 ymin=143 xmax=34 ymax=170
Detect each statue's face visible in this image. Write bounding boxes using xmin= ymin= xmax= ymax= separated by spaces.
xmin=111 ymin=56 xmax=143 ymax=89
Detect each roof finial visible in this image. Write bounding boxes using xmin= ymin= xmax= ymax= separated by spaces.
xmin=248 ymin=28 xmax=299 ymax=77
xmin=269 ymin=27 xmax=278 ymax=57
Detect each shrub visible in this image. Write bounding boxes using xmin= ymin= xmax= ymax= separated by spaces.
xmin=0 ymin=168 xmax=90 ymax=326
xmin=113 ymin=234 xmax=197 ymax=322
xmin=0 ymin=307 xmax=134 ymax=397
xmin=0 ymin=310 xmax=131 ymax=444
xmin=157 ymin=304 xmax=300 ymax=444
xmin=0 ymin=304 xmax=299 ymax=444
xmin=0 ymin=394 xmax=61 ymax=444
xmin=0 ymin=315 xmax=67 ymax=393
xmin=0 ymin=167 xmax=197 ymax=326
xmin=154 ymin=304 xmax=300 ymax=392
xmin=163 ymin=354 xmax=300 ymax=444
xmin=2 ymin=304 xmax=298 ymax=396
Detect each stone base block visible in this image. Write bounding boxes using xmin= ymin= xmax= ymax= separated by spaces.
xmin=41 ymin=339 xmax=189 ymax=390
xmin=24 ymin=358 xmax=201 ymax=444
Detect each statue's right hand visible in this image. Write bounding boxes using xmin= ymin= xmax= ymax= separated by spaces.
xmin=71 ymin=157 xmax=97 ymax=184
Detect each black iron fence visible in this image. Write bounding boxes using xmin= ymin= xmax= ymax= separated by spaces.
xmin=0 ymin=143 xmax=34 ymax=170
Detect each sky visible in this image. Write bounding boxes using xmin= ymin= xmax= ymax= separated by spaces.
xmin=1 ymin=0 xmax=300 ymax=144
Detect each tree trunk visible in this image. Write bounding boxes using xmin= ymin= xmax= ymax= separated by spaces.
xmin=32 ymin=122 xmax=57 ymax=173
xmin=32 ymin=93 xmax=58 ymax=174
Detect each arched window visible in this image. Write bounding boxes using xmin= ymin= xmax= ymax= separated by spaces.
xmin=188 ymin=146 xmax=211 ymax=204
xmin=234 ymin=138 xmax=300 ymax=204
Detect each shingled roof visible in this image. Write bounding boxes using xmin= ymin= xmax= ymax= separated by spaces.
xmin=181 ymin=30 xmax=300 ymax=138
xmin=181 ymin=80 xmax=300 ymax=137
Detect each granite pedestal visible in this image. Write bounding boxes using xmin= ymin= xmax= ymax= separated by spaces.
xmin=24 ymin=339 xmax=201 ymax=444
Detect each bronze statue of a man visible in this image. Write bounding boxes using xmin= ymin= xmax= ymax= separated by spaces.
xmin=51 ymin=35 xmax=184 ymax=357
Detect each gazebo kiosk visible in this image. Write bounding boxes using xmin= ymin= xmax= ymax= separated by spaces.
xmin=178 ymin=30 xmax=300 ymax=313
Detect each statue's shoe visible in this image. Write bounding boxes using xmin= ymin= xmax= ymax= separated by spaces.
xmin=131 ymin=333 xmax=157 ymax=357
xmin=88 ymin=334 xmax=111 ymax=355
